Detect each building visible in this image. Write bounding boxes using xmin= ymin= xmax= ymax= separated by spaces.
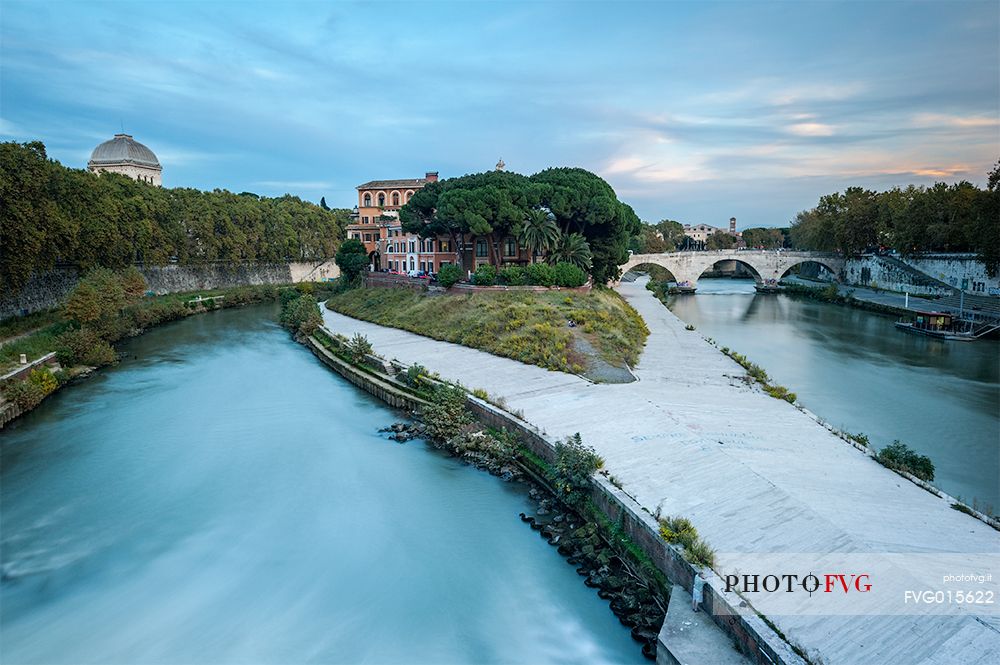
xmin=347 ymin=168 xmax=533 ymax=275
xmin=683 ymin=223 xmax=721 ymax=243
xmin=347 ymin=172 xmax=454 ymax=273
xmin=683 ymin=219 xmax=742 ymax=247
xmin=88 ymin=133 xmax=162 ymax=185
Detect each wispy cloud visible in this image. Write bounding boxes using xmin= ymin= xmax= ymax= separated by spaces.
xmin=1 ymin=0 xmax=996 ymax=225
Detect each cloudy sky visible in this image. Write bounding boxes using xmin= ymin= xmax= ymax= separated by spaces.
xmin=2 ymin=0 xmax=997 ymax=227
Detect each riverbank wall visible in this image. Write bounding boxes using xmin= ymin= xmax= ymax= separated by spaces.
xmin=842 ymin=254 xmax=999 ymax=297
xmin=305 ymin=324 xmax=804 ymax=665
xmin=1 ymin=261 xmax=339 ymax=319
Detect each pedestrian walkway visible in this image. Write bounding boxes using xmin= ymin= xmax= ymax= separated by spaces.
xmin=320 ymin=280 xmax=999 ymax=665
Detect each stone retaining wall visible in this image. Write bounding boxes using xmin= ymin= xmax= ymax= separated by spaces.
xmin=2 ymin=261 xmax=338 ymax=319
xmin=843 ymin=256 xmax=951 ymax=296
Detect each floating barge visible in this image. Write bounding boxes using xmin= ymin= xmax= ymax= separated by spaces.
xmin=894 ymin=310 xmax=977 ymax=341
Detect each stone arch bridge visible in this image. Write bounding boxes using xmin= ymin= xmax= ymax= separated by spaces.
xmin=619 ymin=250 xmax=845 ymax=290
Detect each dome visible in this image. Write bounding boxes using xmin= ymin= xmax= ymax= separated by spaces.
xmin=88 ymin=134 xmax=160 ymax=169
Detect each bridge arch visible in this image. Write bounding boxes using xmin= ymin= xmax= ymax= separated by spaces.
xmin=617 ymin=251 xmax=845 ymax=290
xmin=777 ymin=257 xmax=841 ymax=282
xmin=621 ymin=261 xmax=680 ymax=283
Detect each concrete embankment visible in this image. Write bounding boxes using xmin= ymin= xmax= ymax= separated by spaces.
xmin=320 ymin=281 xmax=1000 ymax=665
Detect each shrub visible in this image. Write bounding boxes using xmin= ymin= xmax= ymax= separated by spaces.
xmin=553 ymin=262 xmax=587 ymax=288
xmin=404 ymin=363 xmax=429 ymax=388
xmin=876 ymin=440 xmax=935 ymax=481
xmin=658 ymin=515 xmax=715 ymax=569
xmin=499 ymin=266 xmax=527 ymax=286
xmin=437 ymin=263 xmax=463 ymax=288
xmin=4 ymin=367 xmax=60 ymax=409
xmin=3 ymin=379 xmax=46 ymax=409
xmin=525 ymin=262 xmax=556 ymax=287
xmin=422 ymin=384 xmax=474 ymax=441
xmin=658 ymin=516 xmax=697 ymax=547
xmin=27 ymin=367 xmax=58 ymax=395
xmin=764 ymin=384 xmax=796 ymax=403
xmin=56 ymin=327 xmax=117 ymax=367
xmin=279 ymin=293 xmax=322 ymax=336
xmin=551 ymin=433 xmax=604 ymax=508
xmin=346 ymin=333 xmax=373 ymax=362
xmin=684 ymin=537 xmax=716 ymax=569
xmin=685 ymin=324 xmax=696 ymax=331
xmin=472 ymin=387 xmax=490 ymax=400
xmin=474 ymin=263 xmax=497 ymax=286
xmin=848 ymin=432 xmax=870 ymax=447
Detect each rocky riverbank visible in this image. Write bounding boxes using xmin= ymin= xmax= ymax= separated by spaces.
xmin=380 ymin=420 xmax=666 ymax=660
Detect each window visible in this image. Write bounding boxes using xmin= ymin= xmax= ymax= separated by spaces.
xmin=505 ymin=237 xmax=517 ymax=257
xmin=363 ymin=193 xmax=372 ymax=207
xmin=476 ymin=238 xmax=488 ymax=258
xmin=409 ymin=258 xmax=415 ymax=270
xmin=405 ymin=191 xmax=413 ymax=202
xmin=364 ymin=233 xmax=372 ymax=242
xmin=420 ymin=261 xmax=426 ymax=272
xmin=362 ymin=216 xmax=369 ymax=223
xmin=392 ymin=191 xmax=400 ymax=206
xmin=378 ymin=193 xmax=386 ymax=207
xmin=440 ymin=240 xmax=451 ymax=252
xmin=353 ymin=233 xmax=361 ymax=240
xmin=409 ymin=240 xmax=416 ymax=253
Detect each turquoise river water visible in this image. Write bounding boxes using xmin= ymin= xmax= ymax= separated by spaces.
xmin=0 ymin=304 xmax=643 ymax=665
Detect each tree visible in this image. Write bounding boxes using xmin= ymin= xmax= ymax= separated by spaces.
xmin=548 ymin=232 xmax=593 ymax=270
xmin=741 ymin=227 xmax=785 ymax=249
xmin=706 ymin=232 xmax=737 ymax=250
xmin=517 ymin=208 xmax=561 ymax=260
xmin=64 ymin=268 xmax=141 ymax=328
xmin=977 ymin=160 xmax=1000 ymax=275
xmin=335 ymin=238 xmax=369 ymax=287
xmin=0 ymin=141 xmax=350 ymax=296
xmin=400 ymin=170 xmax=539 ymax=270
xmin=319 ymin=196 xmax=329 ymax=210
xmin=530 ymin=168 xmax=640 ymax=284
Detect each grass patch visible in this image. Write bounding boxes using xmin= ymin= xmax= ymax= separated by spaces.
xmin=324 ymin=287 xmax=648 ymax=377
xmin=0 ymin=320 xmax=73 ymax=369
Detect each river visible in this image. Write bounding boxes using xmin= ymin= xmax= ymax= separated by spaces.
xmin=667 ymin=278 xmax=1000 ymax=511
xmin=0 ymin=304 xmax=643 ymax=665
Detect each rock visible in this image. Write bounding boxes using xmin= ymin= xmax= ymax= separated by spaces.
xmin=553 ymin=514 xmax=565 ymax=523
xmin=392 ymin=423 xmax=405 ymax=432
xmin=641 ymin=641 xmax=657 ymax=660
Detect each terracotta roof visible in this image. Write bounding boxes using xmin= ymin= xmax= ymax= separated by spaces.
xmin=357 ymin=178 xmax=428 ymax=190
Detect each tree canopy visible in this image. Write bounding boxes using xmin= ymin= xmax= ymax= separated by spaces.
xmin=789 ymin=164 xmax=999 ymax=275
xmin=400 ymin=167 xmax=639 ymax=283
xmin=1 ymin=141 xmax=350 ymax=294
xmin=629 ymin=220 xmax=685 ymax=254
xmin=741 ymin=227 xmax=787 ymax=249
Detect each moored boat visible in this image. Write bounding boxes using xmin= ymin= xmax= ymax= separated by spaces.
xmin=894 ymin=310 xmax=975 ymax=341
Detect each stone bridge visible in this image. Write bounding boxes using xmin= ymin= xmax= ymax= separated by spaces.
xmin=619 ymin=250 xmax=845 ymax=290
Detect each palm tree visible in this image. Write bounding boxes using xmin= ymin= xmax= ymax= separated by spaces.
xmin=517 ymin=209 xmax=561 ymax=262
xmin=548 ymin=232 xmax=593 ymax=270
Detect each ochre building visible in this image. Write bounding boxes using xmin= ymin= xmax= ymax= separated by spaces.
xmin=347 ymin=170 xmax=531 ymax=275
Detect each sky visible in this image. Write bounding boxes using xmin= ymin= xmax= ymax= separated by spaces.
xmin=1 ymin=0 xmax=997 ymax=228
